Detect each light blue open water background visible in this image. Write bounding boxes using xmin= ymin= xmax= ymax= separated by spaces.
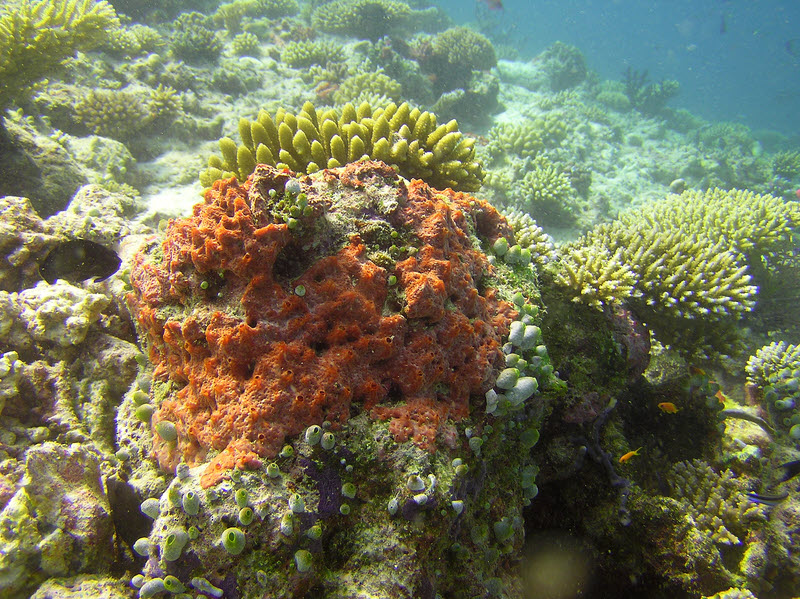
xmin=438 ymin=0 xmax=800 ymax=139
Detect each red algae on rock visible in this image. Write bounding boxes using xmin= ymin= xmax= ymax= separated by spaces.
xmin=128 ymin=161 xmax=515 ymax=482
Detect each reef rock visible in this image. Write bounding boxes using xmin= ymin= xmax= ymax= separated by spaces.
xmin=0 ymin=443 xmax=115 ymax=599
xmin=125 ymin=161 xmax=554 ymax=597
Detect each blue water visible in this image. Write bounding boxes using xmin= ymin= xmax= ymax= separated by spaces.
xmin=439 ymin=0 xmax=800 ymax=139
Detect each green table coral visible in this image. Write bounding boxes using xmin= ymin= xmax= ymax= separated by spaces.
xmin=200 ymin=100 xmax=484 ymax=191
xmin=0 ymin=0 xmax=120 ymax=109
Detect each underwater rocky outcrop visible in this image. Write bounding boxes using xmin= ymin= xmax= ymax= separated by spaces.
xmin=120 ymin=160 xmax=557 ymax=597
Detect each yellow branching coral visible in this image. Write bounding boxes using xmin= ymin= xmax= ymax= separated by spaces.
xmin=556 ymin=245 xmax=639 ymax=311
xmin=557 ymin=188 xmax=799 ymax=314
xmin=0 ymin=0 xmax=120 ymax=108
xmin=623 ymin=188 xmax=800 ymax=257
xmin=668 ymin=459 xmax=765 ymax=546
xmin=200 ymin=100 xmax=484 ymax=191
xmin=555 ymin=188 xmax=800 ymax=353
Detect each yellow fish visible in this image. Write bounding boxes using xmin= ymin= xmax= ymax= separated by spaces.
xmin=619 ymin=447 xmax=642 ymax=463
xmin=658 ymin=402 xmax=680 ymax=414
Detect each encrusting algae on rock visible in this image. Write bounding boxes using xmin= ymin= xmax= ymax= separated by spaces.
xmin=129 ymin=161 xmax=518 ymax=486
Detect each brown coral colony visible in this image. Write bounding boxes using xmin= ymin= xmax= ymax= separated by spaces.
xmin=129 ymin=161 xmax=515 ymax=477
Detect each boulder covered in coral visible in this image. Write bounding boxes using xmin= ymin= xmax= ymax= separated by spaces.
xmin=130 ymin=160 xmax=517 ymax=476
xmin=126 ymin=160 xmax=553 ymax=597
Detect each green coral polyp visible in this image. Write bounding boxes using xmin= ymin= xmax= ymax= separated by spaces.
xmin=182 ymin=491 xmax=200 ymax=515
xmin=155 ymin=420 xmax=178 ymax=442
xmin=294 ymin=549 xmax=313 ymax=573
xmin=200 ymin=101 xmax=483 ymax=192
xmin=162 ymin=529 xmax=189 ymax=561
xmin=221 ymin=527 xmax=246 ymax=555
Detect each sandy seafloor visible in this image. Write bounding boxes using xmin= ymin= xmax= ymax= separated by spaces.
xmin=2 ymin=1 xmax=800 ymax=598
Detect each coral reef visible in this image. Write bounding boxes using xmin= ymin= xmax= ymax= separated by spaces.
xmin=669 ymin=459 xmax=766 ymax=546
xmin=501 ymin=208 xmax=557 ymax=268
xmin=0 ymin=184 xmax=145 ymax=596
xmin=513 ymin=156 xmax=576 ymax=226
xmin=0 ymin=109 xmax=89 ymax=218
xmin=696 ymin=122 xmax=757 ymax=155
xmin=431 ymin=70 xmax=500 ymax=124
xmin=71 ymin=84 xmax=183 ymax=145
xmin=414 ymin=26 xmax=497 ymax=95
xmin=231 ymin=32 xmax=261 ymax=57
xmin=332 ymin=70 xmax=403 ymax=105
xmin=73 ymin=88 xmax=154 ymax=142
xmin=0 ymin=280 xmax=109 ymax=350
xmin=623 ymin=67 xmax=680 ymax=117
xmin=200 ymin=101 xmax=484 ymax=192
xmin=0 ymin=195 xmax=57 ymax=291
xmin=772 ymin=149 xmax=800 ymax=180
xmin=169 ymin=12 xmax=223 ymax=64
xmin=745 ymin=341 xmax=800 ymax=438
xmin=131 ymin=161 xmax=515 ymax=470
xmin=258 ymin=0 xmax=299 ymax=18
xmin=3 ymin=0 xmax=800 ymax=595
xmin=656 ymin=459 xmax=769 ymax=595
xmin=484 ymin=114 xmax=566 ymax=164
xmin=0 ymin=443 xmax=116 ymax=598
xmin=595 ymin=86 xmax=632 ymax=112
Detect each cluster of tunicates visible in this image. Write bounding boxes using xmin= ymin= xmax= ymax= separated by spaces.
xmin=491 ymin=236 xmax=533 ymax=268
xmin=485 ymin=294 xmax=553 ymax=416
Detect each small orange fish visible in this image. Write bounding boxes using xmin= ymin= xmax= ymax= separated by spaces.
xmin=658 ymin=402 xmax=680 ymax=414
xmin=619 ymin=447 xmax=642 ymax=463
xmin=689 ymin=366 xmax=706 ymax=376
xmin=715 ymin=390 xmax=728 ymax=404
